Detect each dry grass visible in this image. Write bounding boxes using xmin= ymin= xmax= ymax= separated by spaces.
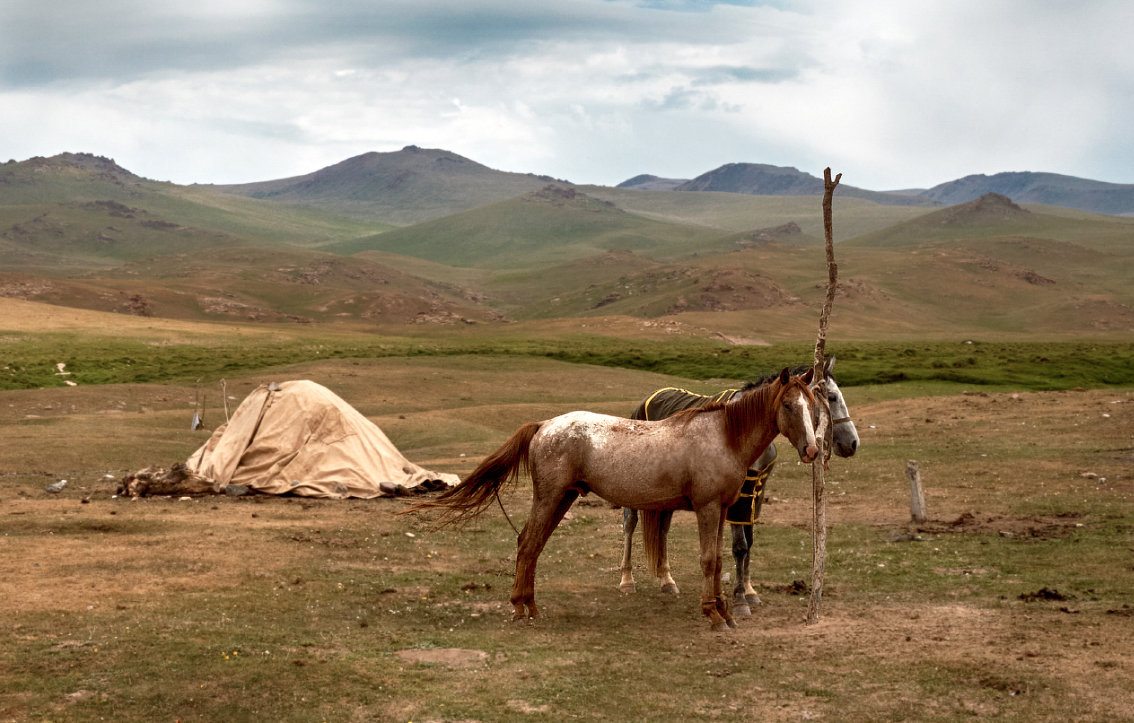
xmin=2 ymin=350 xmax=1132 ymax=721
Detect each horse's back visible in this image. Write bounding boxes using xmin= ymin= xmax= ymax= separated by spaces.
xmin=632 ymin=387 xmax=736 ymax=421
xmin=633 ymin=385 xmax=778 ymax=471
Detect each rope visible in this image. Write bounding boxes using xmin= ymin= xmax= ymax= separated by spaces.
xmin=495 ymin=488 xmax=520 ymax=536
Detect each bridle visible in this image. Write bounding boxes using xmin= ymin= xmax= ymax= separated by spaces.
xmin=831 ymin=416 xmax=853 ymax=426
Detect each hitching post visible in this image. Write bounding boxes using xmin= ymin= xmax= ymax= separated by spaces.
xmin=807 ymin=167 xmax=841 ymax=626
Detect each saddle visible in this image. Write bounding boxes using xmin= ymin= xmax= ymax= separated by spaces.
xmin=634 ymin=387 xmax=775 ymax=526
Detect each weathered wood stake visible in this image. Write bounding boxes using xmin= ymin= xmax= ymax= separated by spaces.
xmin=806 ymin=167 xmax=841 ymax=626
xmin=907 ymin=460 xmax=927 ymax=523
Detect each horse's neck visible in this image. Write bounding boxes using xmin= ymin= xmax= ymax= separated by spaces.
xmin=728 ymin=384 xmax=781 ymax=464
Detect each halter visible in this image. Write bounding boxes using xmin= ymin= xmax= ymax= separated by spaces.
xmin=831 ymin=416 xmax=853 ymax=426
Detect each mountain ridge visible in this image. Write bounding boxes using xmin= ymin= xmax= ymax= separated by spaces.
xmin=617 ymin=164 xmax=1134 ymax=216
xmin=199 ymin=145 xmax=562 ymax=226
xmin=2 ymin=148 xmax=1132 ymax=338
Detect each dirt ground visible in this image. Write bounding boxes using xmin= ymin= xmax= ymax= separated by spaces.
xmin=2 ymin=375 xmax=1132 ymax=720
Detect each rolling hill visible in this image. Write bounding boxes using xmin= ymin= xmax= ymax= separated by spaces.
xmin=0 ymin=153 xmax=386 ymax=274
xmin=919 ymin=172 xmax=1134 ymax=216
xmin=2 ymin=149 xmax=1131 ymax=340
xmin=0 ymin=246 xmax=501 ymax=326
xmin=323 ymin=184 xmax=735 ymax=268
xmin=204 ymin=146 xmax=560 ymax=226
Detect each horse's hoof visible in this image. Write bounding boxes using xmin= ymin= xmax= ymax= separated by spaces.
xmin=726 ymin=618 xmax=738 ymax=629
xmin=661 ymin=583 xmax=680 ymax=595
xmin=619 ymin=582 xmax=636 ymax=594
xmin=512 ymin=603 xmax=536 ymax=622
xmin=710 ymin=621 xmax=732 ymax=632
xmin=745 ymin=593 xmax=763 ymax=607
xmin=733 ymin=602 xmax=752 ymax=617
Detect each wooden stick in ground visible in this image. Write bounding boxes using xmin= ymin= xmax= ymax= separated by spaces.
xmin=807 ymin=167 xmax=841 ymax=626
xmin=907 ymin=460 xmax=927 ymax=523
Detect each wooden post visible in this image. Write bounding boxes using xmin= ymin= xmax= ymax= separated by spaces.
xmin=907 ymin=460 xmax=927 ymax=523
xmin=806 ymin=168 xmax=841 ymax=626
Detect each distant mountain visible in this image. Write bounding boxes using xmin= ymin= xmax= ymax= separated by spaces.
xmin=0 ymin=152 xmax=147 ymax=203
xmin=620 ymin=163 xmax=932 ymax=207
xmin=205 ymin=146 xmax=561 ymax=226
xmin=0 ymin=153 xmax=382 ymax=274
xmin=617 ymin=164 xmax=1134 ymax=216
xmin=617 ymin=174 xmax=688 ymax=191
xmin=918 ymin=172 xmax=1134 ymax=216
xmin=3 ymin=149 xmax=1133 ymax=336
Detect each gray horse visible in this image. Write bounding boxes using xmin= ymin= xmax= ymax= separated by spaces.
xmin=618 ymin=359 xmax=859 ymax=615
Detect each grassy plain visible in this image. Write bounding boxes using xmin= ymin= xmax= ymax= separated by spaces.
xmin=1 ymin=303 xmax=1133 ymax=721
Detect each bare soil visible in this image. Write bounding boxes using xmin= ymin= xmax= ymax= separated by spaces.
xmin=2 ymin=371 xmax=1132 ymax=720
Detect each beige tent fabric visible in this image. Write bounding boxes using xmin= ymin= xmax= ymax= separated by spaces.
xmin=186 ymin=380 xmax=459 ymax=499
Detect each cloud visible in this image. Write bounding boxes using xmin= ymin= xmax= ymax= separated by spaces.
xmin=1 ymin=0 xmax=1131 ymax=189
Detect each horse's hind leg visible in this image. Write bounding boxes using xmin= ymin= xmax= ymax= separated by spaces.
xmin=619 ymin=508 xmax=638 ymax=593
xmin=656 ymin=510 xmax=679 ymax=595
xmin=743 ymin=480 xmax=766 ymax=608
xmin=731 ymin=524 xmax=753 ymax=617
xmin=511 ymin=488 xmax=580 ymax=621
xmin=742 ymin=543 xmax=763 ymax=609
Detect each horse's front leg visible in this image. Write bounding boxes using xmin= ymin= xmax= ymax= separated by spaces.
xmin=619 ymin=507 xmax=638 ymax=593
xmin=694 ymin=503 xmax=734 ymax=631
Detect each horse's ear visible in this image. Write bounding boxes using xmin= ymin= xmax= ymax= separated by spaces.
xmin=778 ymin=367 xmax=791 ymax=385
xmin=825 ymin=356 xmax=835 ymax=374
xmin=802 ymin=367 xmax=815 ymax=384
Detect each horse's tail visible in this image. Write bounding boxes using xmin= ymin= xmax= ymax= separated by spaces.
xmin=640 ymin=509 xmax=672 ymax=578
xmin=421 ymin=421 xmax=542 ymax=528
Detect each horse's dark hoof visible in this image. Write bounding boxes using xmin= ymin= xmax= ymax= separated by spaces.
xmin=711 ymin=621 xmax=732 ymax=632
xmin=733 ymin=602 xmax=752 ymax=617
xmin=661 ymin=582 xmax=680 ymax=595
xmin=745 ymin=593 xmax=763 ymax=607
xmin=726 ymin=618 xmax=738 ymax=629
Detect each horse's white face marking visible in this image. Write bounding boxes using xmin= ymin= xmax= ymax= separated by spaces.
xmin=794 ymin=391 xmax=818 ymax=459
xmin=774 ymin=380 xmax=819 ymax=463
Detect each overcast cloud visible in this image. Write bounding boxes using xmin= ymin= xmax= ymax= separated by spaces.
xmin=2 ymin=0 xmax=1130 ymax=190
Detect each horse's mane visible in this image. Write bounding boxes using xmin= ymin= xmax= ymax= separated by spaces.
xmin=742 ymin=363 xmax=836 ymax=392
xmin=675 ymin=374 xmax=816 ymax=453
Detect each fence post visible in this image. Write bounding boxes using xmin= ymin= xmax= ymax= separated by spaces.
xmin=907 ymin=460 xmax=927 ymax=523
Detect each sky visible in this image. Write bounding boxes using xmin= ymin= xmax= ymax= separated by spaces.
xmin=2 ymin=0 xmax=1131 ymax=191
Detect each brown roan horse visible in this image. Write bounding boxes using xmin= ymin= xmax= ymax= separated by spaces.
xmin=425 ymin=368 xmax=820 ymax=631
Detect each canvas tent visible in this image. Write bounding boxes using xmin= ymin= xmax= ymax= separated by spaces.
xmin=183 ymin=380 xmax=459 ymax=499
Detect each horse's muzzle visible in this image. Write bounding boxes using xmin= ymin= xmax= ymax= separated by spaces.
xmin=800 ymin=443 xmax=819 ymax=463
xmin=834 ymin=439 xmax=858 ymax=458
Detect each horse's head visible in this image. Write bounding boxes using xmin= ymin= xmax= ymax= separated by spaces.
xmin=823 ymin=357 xmax=860 ymax=458
xmin=774 ymin=367 xmax=819 ymax=464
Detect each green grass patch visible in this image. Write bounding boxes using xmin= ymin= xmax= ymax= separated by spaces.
xmin=3 ymin=331 xmax=1132 ymax=391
